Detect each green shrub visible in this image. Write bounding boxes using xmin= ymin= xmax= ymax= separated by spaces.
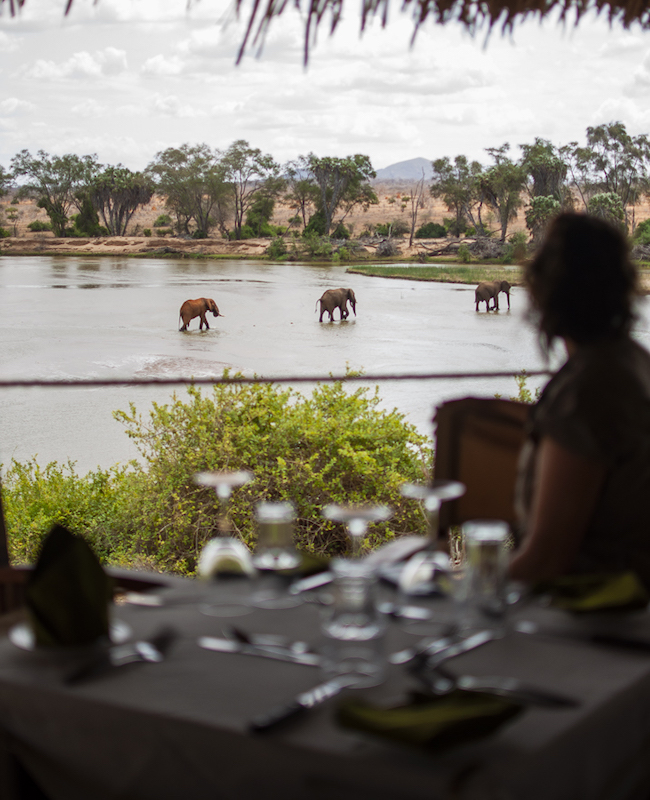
xmin=302 ymin=231 xmax=333 ymax=258
xmin=304 ymin=209 xmax=327 ymax=237
xmin=331 ymin=221 xmax=350 ymax=239
xmin=0 ymin=227 xmax=10 ymax=239
xmin=634 ymin=219 xmax=650 ymax=245
xmin=153 ymin=214 xmax=172 ymax=228
xmin=267 ymin=236 xmax=288 ymax=259
xmin=27 ymin=220 xmax=52 ymax=232
xmin=143 ymin=229 xmax=152 ymax=237
xmin=457 ymin=243 xmax=471 ymax=263
xmin=415 ymin=222 xmax=446 ymax=238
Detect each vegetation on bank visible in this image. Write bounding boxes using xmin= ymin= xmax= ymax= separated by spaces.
xmin=3 ymin=375 xmax=431 ymax=574
xmin=348 ymin=265 xmax=523 ymax=285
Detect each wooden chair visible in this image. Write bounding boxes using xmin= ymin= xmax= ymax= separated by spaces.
xmin=432 ymin=397 xmax=529 ymax=541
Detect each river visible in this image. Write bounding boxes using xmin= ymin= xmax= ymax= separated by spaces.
xmin=1 ymin=256 xmax=648 ymax=474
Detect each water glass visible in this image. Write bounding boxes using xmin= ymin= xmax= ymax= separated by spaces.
xmin=320 ymin=559 xmax=386 ymax=687
xmin=396 ymin=550 xmax=455 ymax=636
xmin=197 ymin=538 xmax=257 ymax=617
xmin=250 ymin=501 xmax=302 ymax=609
xmin=456 ymin=520 xmax=509 ymax=637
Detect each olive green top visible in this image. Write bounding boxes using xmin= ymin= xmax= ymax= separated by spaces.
xmin=516 ymin=336 xmax=650 ymax=586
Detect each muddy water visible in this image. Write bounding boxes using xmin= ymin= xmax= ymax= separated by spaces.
xmin=1 ymin=256 xmax=648 ymax=474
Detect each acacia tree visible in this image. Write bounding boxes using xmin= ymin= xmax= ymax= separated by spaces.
xmin=11 ymin=150 xmax=99 ymax=237
xmin=88 ymin=166 xmax=153 ymax=236
xmin=407 ymin=170 xmax=427 ymax=248
xmin=221 ymin=140 xmax=282 ymax=240
xmin=520 ymin=139 xmax=569 ymax=241
xmin=480 ymin=144 xmax=527 ymax=242
xmin=430 ymin=155 xmax=485 ymax=236
xmin=305 ymin=153 xmax=376 ymax=235
xmin=284 ymin=157 xmax=319 ymax=229
xmin=146 ymin=144 xmax=231 ymax=238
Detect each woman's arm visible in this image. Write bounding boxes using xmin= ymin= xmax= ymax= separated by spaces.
xmin=509 ymin=436 xmax=607 ymax=583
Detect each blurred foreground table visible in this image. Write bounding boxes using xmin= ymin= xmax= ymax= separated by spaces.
xmin=1 ymin=576 xmax=650 ymax=800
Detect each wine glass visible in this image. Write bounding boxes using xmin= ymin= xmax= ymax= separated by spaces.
xmin=322 ymin=504 xmax=393 ymax=559
xmin=194 ymin=470 xmax=256 ymax=618
xmin=399 ymin=480 xmax=466 ymax=544
xmin=249 ymin=501 xmax=303 ymax=609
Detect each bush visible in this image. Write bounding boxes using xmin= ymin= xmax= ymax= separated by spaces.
xmin=304 ymin=209 xmax=327 ymax=237
xmin=302 ymin=231 xmax=333 ymax=258
xmin=27 ymin=220 xmax=52 ymax=232
xmin=457 ymin=243 xmax=471 ymax=263
xmin=331 ymin=221 xmax=350 ymax=239
xmin=153 ymin=214 xmax=172 ymax=228
xmin=2 ymin=378 xmax=432 ymax=573
xmin=143 ymin=229 xmax=152 ymax=237
xmin=634 ymin=219 xmax=650 ymax=245
xmin=267 ymin=236 xmax=288 ymax=259
xmin=0 ymin=227 xmax=10 ymax=239
xmin=443 ymin=217 xmax=468 ymax=237
xmin=415 ymin=222 xmax=446 ymax=239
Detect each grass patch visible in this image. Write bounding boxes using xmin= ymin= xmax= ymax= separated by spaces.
xmin=347 ymin=265 xmax=523 ymax=285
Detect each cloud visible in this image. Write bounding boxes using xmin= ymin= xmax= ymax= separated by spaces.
xmin=598 ymin=36 xmax=646 ymax=58
xmin=141 ymin=54 xmax=186 ymax=77
xmin=0 ymin=31 xmax=21 ymax=53
xmin=151 ymin=93 xmax=206 ymax=118
xmin=24 ymin=47 xmax=128 ymax=80
xmin=0 ymin=97 xmax=34 ymax=115
xmin=71 ymin=99 xmax=107 ymax=117
xmin=623 ymin=51 xmax=650 ymax=96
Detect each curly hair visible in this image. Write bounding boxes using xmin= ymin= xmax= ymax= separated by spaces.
xmin=525 ymin=213 xmax=639 ymax=348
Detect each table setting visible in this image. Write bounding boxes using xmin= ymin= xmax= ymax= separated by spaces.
xmin=2 ymin=473 xmax=650 ymax=800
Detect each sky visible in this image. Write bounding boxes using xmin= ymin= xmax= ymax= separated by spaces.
xmin=1 ymin=0 xmax=650 ymax=173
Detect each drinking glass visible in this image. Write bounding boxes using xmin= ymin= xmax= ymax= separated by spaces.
xmin=456 ymin=519 xmax=509 ymax=638
xmin=399 ymin=480 xmax=466 ymax=544
xmin=321 ymin=504 xmax=393 ymax=559
xmin=194 ymin=470 xmax=256 ymax=618
xmin=320 ymin=558 xmax=386 ymax=687
xmin=249 ymin=501 xmax=303 ymax=609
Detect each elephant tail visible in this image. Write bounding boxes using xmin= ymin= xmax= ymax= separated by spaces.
xmin=315 ymin=299 xmax=320 ymax=313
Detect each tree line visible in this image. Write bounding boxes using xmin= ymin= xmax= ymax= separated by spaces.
xmin=1 ymin=121 xmax=649 ymax=245
xmin=0 ymin=141 xmax=377 ymax=241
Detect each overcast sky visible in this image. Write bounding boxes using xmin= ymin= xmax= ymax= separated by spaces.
xmin=1 ymin=0 xmax=649 ymax=173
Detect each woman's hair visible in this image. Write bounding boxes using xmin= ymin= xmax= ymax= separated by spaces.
xmin=525 ymin=213 xmax=638 ymax=348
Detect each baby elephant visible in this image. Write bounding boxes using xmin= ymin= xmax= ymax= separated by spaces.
xmin=475 ymin=280 xmax=511 ymax=312
xmin=316 ymin=288 xmax=357 ymax=322
xmin=179 ymin=297 xmax=221 ymax=331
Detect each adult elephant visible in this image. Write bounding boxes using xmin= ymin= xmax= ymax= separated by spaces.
xmin=475 ymin=280 xmax=511 ymax=312
xmin=316 ymin=288 xmax=357 ymax=322
xmin=179 ymin=298 xmax=221 ymax=331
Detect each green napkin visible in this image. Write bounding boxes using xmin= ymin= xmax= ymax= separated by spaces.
xmin=534 ymin=572 xmax=650 ymax=613
xmin=277 ymin=551 xmax=329 ymax=578
xmin=25 ymin=524 xmax=112 ymax=647
xmin=337 ymin=689 xmax=522 ymax=750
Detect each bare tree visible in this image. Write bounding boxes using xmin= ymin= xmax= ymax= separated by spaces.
xmin=408 ymin=170 xmax=427 ymax=248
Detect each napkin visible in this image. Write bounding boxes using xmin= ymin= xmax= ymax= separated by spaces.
xmin=25 ymin=524 xmax=112 ymax=647
xmin=535 ymin=572 xmax=650 ymax=613
xmin=278 ymin=551 xmax=329 ymax=578
xmin=337 ymin=689 xmax=522 ymax=750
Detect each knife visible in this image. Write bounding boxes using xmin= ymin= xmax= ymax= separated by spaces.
xmin=454 ymin=675 xmax=580 ymax=708
xmin=389 ymin=629 xmax=495 ymax=666
xmin=515 ymin=620 xmax=650 ymax=651
xmin=198 ymin=636 xmax=320 ymax=666
xmin=249 ymin=674 xmax=361 ymax=732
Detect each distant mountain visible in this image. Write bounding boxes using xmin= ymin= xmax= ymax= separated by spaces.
xmin=374 ymin=157 xmax=433 ymax=181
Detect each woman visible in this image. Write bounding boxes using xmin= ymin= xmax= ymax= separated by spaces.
xmin=509 ymin=213 xmax=650 ymax=587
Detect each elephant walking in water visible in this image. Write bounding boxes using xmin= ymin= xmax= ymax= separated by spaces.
xmin=475 ymin=280 xmax=511 ymax=312
xmin=316 ymin=288 xmax=357 ymax=322
xmin=179 ymin=297 xmax=221 ymax=331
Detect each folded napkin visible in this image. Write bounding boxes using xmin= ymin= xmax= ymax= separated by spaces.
xmin=534 ymin=572 xmax=650 ymax=613
xmin=25 ymin=524 xmax=112 ymax=647
xmin=337 ymin=689 xmax=522 ymax=750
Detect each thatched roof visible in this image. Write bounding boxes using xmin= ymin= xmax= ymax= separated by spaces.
xmin=2 ymin=0 xmax=647 ymax=64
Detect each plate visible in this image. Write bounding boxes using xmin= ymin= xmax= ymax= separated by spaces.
xmin=8 ymin=620 xmax=132 ymax=652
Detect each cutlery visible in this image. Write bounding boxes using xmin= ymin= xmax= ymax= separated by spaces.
xmin=388 ymin=628 xmax=495 ymax=665
xmin=289 ymin=535 xmax=430 ymax=595
xmin=198 ymin=635 xmax=320 ymax=666
xmin=65 ymin=626 xmax=176 ymax=685
xmin=377 ymin=601 xmax=433 ymax=621
xmin=515 ymin=620 xmax=650 ymax=651
xmin=222 ymin=626 xmax=313 ymax=656
xmin=250 ymin=674 xmax=362 ymax=732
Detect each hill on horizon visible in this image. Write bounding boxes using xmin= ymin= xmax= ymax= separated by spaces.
xmin=374 ymin=157 xmax=433 ymax=181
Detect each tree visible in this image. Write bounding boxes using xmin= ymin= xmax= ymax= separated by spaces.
xmin=0 ymin=165 xmax=10 ymax=198
xmin=407 ymin=170 xmax=427 ymax=248
xmin=430 ymin=155 xmax=485 ymax=236
xmin=146 ymin=144 xmax=231 ymax=238
xmin=562 ymin=122 xmax=650 ymax=230
xmin=587 ymin=192 xmax=626 ymax=229
xmin=525 ymin=195 xmax=561 ymax=243
xmin=284 ymin=158 xmax=319 ymax=229
xmin=88 ymin=166 xmax=153 ymax=236
xmin=520 ymin=138 xmax=569 ymax=203
xmin=305 ymin=153 xmax=377 ymax=236
xmin=221 ymin=140 xmax=282 ymax=240
xmin=11 ymin=150 xmax=99 ymax=237
xmin=480 ymin=144 xmax=527 ymax=242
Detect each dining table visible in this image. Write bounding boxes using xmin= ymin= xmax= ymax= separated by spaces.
xmin=1 ymin=570 xmax=650 ymax=800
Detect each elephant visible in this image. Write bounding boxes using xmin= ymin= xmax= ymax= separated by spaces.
xmin=179 ymin=298 xmax=221 ymax=331
xmin=475 ymin=280 xmax=511 ymax=312
xmin=315 ymin=288 xmax=357 ymax=322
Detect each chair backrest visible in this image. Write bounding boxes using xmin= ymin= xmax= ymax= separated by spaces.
xmin=433 ymin=397 xmax=529 ymax=535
